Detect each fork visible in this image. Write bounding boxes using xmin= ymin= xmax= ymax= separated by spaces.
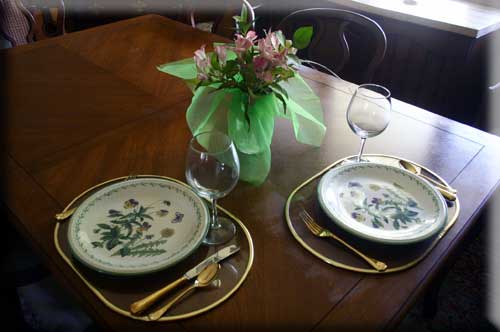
xmin=299 ymin=210 xmax=387 ymax=271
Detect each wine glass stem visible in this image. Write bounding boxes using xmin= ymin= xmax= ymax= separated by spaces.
xmin=210 ymin=198 xmax=220 ymax=229
xmin=356 ymin=138 xmax=367 ymax=162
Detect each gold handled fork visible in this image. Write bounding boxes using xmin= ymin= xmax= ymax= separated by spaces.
xmin=299 ymin=210 xmax=387 ymax=271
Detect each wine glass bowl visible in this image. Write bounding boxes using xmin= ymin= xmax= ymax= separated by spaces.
xmin=346 ymin=84 xmax=391 ymax=162
xmin=186 ymin=131 xmax=240 ymax=245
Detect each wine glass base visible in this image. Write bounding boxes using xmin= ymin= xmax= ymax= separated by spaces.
xmin=203 ymin=217 xmax=236 ymax=245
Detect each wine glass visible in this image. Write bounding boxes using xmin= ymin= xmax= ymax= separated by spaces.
xmin=346 ymin=84 xmax=391 ymax=162
xmin=186 ymin=131 xmax=240 ymax=245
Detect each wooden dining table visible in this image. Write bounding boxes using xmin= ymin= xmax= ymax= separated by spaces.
xmin=2 ymin=14 xmax=500 ymax=331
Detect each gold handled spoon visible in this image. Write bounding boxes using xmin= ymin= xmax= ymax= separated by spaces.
xmin=399 ymin=160 xmax=457 ymax=201
xmin=148 ymin=263 xmax=219 ymax=321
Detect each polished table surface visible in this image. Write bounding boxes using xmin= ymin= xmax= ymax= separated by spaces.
xmin=2 ymin=14 xmax=500 ymax=331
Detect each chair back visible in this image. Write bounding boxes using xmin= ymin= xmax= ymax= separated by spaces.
xmin=28 ymin=0 xmax=65 ymax=40
xmin=0 ymin=0 xmax=35 ymax=46
xmin=188 ymin=0 xmax=256 ymax=38
xmin=278 ymin=8 xmax=386 ymax=83
xmin=0 ymin=0 xmax=64 ymax=47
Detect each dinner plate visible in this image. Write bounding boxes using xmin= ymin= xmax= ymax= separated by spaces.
xmin=68 ymin=178 xmax=209 ymax=276
xmin=317 ymin=163 xmax=447 ymax=244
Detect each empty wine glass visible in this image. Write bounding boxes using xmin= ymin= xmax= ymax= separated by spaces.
xmin=186 ymin=131 xmax=240 ymax=245
xmin=346 ymin=84 xmax=391 ymax=162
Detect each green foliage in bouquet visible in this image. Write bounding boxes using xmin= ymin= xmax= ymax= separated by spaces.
xmin=157 ymin=6 xmax=325 ymax=185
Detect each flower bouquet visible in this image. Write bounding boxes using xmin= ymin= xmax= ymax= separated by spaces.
xmin=158 ymin=10 xmax=326 ymax=185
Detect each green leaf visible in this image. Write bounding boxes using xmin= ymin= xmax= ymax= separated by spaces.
xmin=406 ymin=210 xmax=419 ymax=217
xmin=293 ymin=26 xmax=313 ymax=50
xmin=210 ymin=52 xmax=220 ymax=70
xmin=393 ymin=220 xmax=400 ymax=230
xmin=142 ymin=214 xmax=154 ymax=221
xmin=274 ymin=92 xmax=287 ymax=114
xmin=270 ymin=83 xmax=288 ymax=100
xmin=118 ymin=247 xmax=131 ymax=257
xmin=97 ymin=223 xmax=111 ymax=229
xmin=238 ymin=22 xmax=251 ymax=35
xmin=241 ymin=4 xmax=248 ymax=23
xmin=130 ymin=239 xmax=167 ymax=251
xmin=106 ymin=238 xmax=121 ymax=251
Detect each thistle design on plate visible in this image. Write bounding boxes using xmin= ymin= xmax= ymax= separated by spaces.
xmin=341 ymin=181 xmax=423 ymax=230
xmin=91 ymin=198 xmax=184 ymax=257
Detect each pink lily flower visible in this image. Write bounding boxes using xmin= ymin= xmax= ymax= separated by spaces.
xmin=235 ymin=30 xmax=258 ymax=53
xmin=194 ymin=44 xmax=210 ymax=74
xmin=214 ymin=45 xmax=227 ymax=64
xmin=253 ymin=55 xmax=270 ymax=72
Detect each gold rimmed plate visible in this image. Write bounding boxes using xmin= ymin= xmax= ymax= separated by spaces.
xmin=285 ymin=154 xmax=460 ymax=273
xmin=317 ymin=163 xmax=448 ymax=245
xmin=67 ymin=178 xmax=210 ymax=276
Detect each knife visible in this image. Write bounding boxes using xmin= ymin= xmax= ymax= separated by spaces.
xmin=130 ymin=244 xmax=240 ymax=314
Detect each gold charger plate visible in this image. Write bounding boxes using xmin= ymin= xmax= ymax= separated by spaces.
xmin=54 ymin=175 xmax=254 ymax=321
xmin=285 ymin=155 xmax=460 ymax=274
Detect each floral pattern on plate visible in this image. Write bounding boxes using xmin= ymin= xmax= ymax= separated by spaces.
xmin=68 ymin=178 xmax=209 ymax=276
xmin=317 ymin=163 xmax=448 ymax=244
xmin=341 ymin=181 xmax=424 ymax=230
xmin=91 ymin=198 xmax=186 ymax=258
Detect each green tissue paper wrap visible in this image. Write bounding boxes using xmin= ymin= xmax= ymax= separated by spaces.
xmin=158 ymin=58 xmax=326 ymax=185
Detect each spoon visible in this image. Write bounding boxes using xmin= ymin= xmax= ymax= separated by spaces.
xmin=148 ymin=263 xmax=219 ymax=321
xmin=399 ymin=160 xmax=457 ymax=201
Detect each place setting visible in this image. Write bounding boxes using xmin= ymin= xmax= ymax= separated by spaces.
xmin=285 ymin=84 xmax=460 ymax=273
xmin=53 ymin=131 xmax=254 ymax=321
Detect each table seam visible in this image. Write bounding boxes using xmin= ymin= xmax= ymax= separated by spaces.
xmin=310 ymin=277 xmax=365 ymax=331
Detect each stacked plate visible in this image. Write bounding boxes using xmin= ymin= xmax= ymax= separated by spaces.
xmin=317 ymin=163 xmax=448 ymax=244
xmin=67 ymin=178 xmax=210 ymax=276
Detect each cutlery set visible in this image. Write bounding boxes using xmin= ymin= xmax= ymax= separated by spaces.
xmin=130 ymin=244 xmax=240 ymax=320
xmin=299 ymin=158 xmax=457 ymax=271
xmin=55 ymin=158 xmax=455 ymax=316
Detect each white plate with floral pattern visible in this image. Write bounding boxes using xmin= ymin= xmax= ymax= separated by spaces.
xmin=67 ymin=178 xmax=209 ymax=276
xmin=317 ymin=163 xmax=448 ymax=244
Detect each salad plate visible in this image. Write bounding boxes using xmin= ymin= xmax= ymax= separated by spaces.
xmin=317 ymin=163 xmax=447 ymax=244
xmin=68 ymin=178 xmax=209 ymax=276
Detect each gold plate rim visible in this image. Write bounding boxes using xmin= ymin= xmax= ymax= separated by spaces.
xmin=54 ymin=175 xmax=254 ymax=321
xmin=284 ymin=154 xmax=460 ymax=274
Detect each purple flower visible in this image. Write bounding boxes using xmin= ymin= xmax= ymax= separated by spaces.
xmin=351 ymin=212 xmax=365 ymax=222
xmin=371 ymin=197 xmax=382 ymax=205
xmin=124 ymin=199 xmax=139 ymax=209
xmin=172 ymin=212 xmax=184 ymax=224
xmin=138 ymin=221 xmax=152 ymax=233
xmin=348 ymin=182 xmax=362 ymax=188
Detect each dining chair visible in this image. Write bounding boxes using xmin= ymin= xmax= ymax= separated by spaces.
xmin=27 ymin=0 xmax=66 ymax=40
xmin=277 ymin=8 xmax=387 ymax=83
xmin=0 ymin=0 xmax=35 ymax=46
xmin=187 ymin=0 xmax=256 ymax=38
xmin=0 ymin=0 xmax=65 ymax=47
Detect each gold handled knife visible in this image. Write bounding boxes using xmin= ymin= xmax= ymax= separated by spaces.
xmin=130 ymin=244 xmax=240 ymax=314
